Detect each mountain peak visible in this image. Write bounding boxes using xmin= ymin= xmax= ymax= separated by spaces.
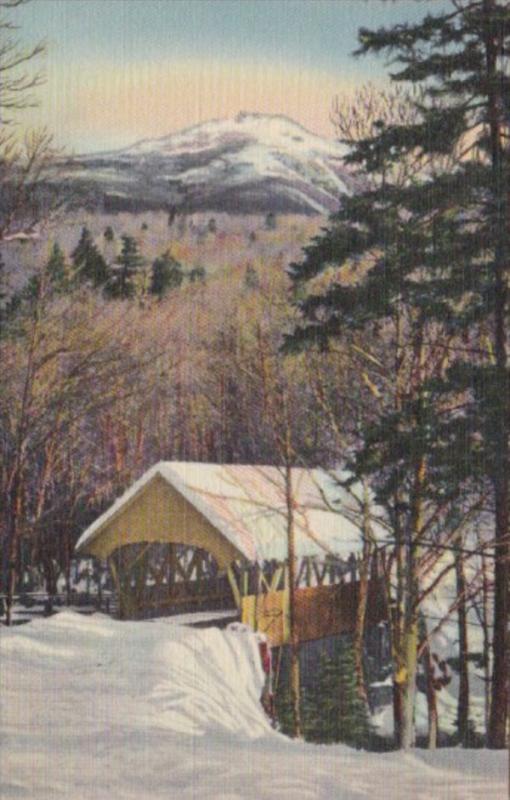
xmin=63 ymin=114 xmax=353 ymax=215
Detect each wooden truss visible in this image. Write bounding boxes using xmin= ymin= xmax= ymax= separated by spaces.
xmin=108 ymin=542 xmax=364 ymax=621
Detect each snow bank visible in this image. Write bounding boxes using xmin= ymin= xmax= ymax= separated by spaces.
xmin=1 ymin=612 xmax=505 ymax=799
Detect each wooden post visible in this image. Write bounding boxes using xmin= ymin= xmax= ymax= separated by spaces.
xmin=109 ymin=557 xmax=122 ymax=619
xmin=227 ymin=564 xmax=242 ymax=610
xmin=282 ymin=562 xmax=290 ymax=644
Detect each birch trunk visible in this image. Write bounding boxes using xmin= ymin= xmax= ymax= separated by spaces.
xmin=455 ymin=547 xmax=470 ymax=746
xmin=285 ymin=464 xmax=302 ymax=739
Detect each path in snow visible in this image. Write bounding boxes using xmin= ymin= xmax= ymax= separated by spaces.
xmin=0 ymin=611 xmax=505 ymax=800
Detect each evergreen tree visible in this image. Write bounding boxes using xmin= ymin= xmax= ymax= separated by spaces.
xmin=244 ymin=264 xmax=260 ymax=291
xmin=150 ymin=250 xmax=183 ymax=297
xmin=352 ymin=0 xmax=510 ymax=751
xmin=287 ymin=0 xmax=510 ymax=749
xmin=72 ymin=227 xmax=109 ymax=288
xmin=265 ymin=211 xmax=277 ymax=231
xmin=46 ymin=242 xmax=68 ymax=291
xmin=21 ymin=243 xmax=72 ymax=303
xmin=303 ymin=640 xmax=371 ymax=747
xmin=105 ymin=235 xmax=144 ymax=300
xmin=274 ymin=674 xmax=296 ymax=739
xmin=189 ymin=265 xmax=206 ymax=284
xmin=0 ymin=252 xmax=10 ymax=333
xmin=104 ymin=225 xmax=114 ymax=243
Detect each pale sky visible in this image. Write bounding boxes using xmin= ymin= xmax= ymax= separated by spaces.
xmin=16 ymin=0 xmax=448 ymax=153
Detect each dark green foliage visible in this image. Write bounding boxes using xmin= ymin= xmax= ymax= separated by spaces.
xmin=286 ymin=0 xmax=510 ymax=510
xmin=167 ymin=206 xmax=177 ymax=228
xmin=21 ymin=242 xmax=72 ymax=304
xmin=302 ymin=640 xmax=372 ymax=747
xmin=265 ymin=211 xmax=277 ymax=231
xmin=285 ymin=0 xmax=510 ymax=748
xmin=46 ymin=243 xmax=68 ymax=291
xmin=0 ymin=252 xmax=10 ymax=332
xmin=150 ymin=250 xmax=183 ymax=297
xmin=72 ymin=227 xmax=109 ymax=288
xmin=188 ymin=265 xmax=206 ymax=284
xmin=244 ymin=264 xmax=259 ymax=290
xmin=274 ymin=678 xmax=296 ymax=739
xmin=105 ymin=235 xmax=144 ymax=300
xmin=275 ymin=640 xmax=371 ymax=747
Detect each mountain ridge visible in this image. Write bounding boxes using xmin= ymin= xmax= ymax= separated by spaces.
xmin=61 ymin=113 xmax=354 ymax=215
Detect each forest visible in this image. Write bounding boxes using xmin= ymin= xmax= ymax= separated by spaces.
xmin=1 ymin=0 xmax=510 ymax=761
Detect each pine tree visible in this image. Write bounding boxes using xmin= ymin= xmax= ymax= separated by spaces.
xmin=244 ymin=264 xmax=260 ymax=290
xmin=303 ymin=640 xmax=371 ymax=747
xmin=22 ymin=243 xmax=72 ymax=303
xmin=46 ymin=243 xmax=68 ymax=291
xmin=287 ymin=126 xmax=462 ymax=748
xmin=104 ymin=226 xmax=114 ymax=243
xmin=355 ymin=0 xmax=510 ymax=751
xmin=287 ymin=0 xmax=510 ymax=749
xmin=72 ymin=227 xmax=109 ymax=288
xmin=150 ymin=250 xmax=183 ymax=297
xmin=274 ymin=673 xmax=296 ymax=738
xmin=265 ymin=211 xmax=277 ymax=231
xmin=189 ymin=265 xmax=206 ymax=284
xmin=105 ymin=235 xmax=144 ymax=300
xmin=0 ymin=252 xmax=9 ymax=333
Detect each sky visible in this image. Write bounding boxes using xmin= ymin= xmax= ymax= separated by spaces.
xmin=15 ymin=0 xmax=449 ymax=153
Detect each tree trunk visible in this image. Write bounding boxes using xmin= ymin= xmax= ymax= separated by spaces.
xmin=393 ymin=678 xmax=404 ymax=747
xmin=353 ymin=481 xmax=374 ymax=709
xmin=480 ymin=548 xmax=491 ymax=736
xmin=64 ymin=527 xmax=72 ymax=606
xmin=488 ymin=475 xmax=509 ymax=748
xmin=285 ymin=464 xmax=302 ymax=739
xmin=392 ymin=515 xmax=405 ymax=747
xmin=423 ymin=642 xmax=438 ymax=750
xmin=484 ymin=0 xmax=510 ymax=749
xmin=4 ymin=476 xmax=22 ymax=626
xmin=455 ymin=547 xmax=470 ymax=746
xmin=400 ymin=450 xmax=426 ymax=750
xmin=400 ymin=616 xmax=419 ymax=750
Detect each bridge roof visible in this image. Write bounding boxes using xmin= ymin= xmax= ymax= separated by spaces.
xmin=75 ymin=461 xmax=377 ymax=564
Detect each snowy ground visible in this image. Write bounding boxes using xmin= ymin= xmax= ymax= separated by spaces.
xmin=0 ymin=612 xmax=506 ymax=800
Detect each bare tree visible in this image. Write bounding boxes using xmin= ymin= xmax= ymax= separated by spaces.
xmin=0 ymin=0 xmax=44 ymax=126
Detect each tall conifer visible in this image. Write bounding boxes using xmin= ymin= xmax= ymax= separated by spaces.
xmin=288 ymin=0 xmax=510 ymax=748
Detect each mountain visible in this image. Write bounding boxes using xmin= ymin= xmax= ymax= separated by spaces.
xmin=60 ymin=113 xmax=354 ymax=215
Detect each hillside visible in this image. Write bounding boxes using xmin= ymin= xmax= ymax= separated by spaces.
xmin=58 ymin=113 xmax=354 ymax=215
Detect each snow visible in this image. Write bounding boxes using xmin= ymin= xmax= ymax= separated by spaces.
xmin=123 ymin=113 xmax=348 ymax=161
xmin=66 ymin=113 xmax=353 ymax=215
xmin=76 ymin=461 xmax=380 ymax=562
xmin=1 ymin=611 xmax=505 ymax=799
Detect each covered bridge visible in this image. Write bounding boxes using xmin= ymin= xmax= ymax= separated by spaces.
xmin=76 ymin=462 xmax=387 ymax=642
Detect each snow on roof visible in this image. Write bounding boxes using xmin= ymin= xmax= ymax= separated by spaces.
xmin=76 ymin=462 xmax=376 ymax=563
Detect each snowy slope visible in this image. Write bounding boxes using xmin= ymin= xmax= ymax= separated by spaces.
xmin=59 ymin=113 xmax=353 ymax=214
xmin=1 ymin=611 xmax=505 ymax=800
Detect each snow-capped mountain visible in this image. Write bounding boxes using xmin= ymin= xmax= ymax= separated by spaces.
xmin=61 ymin=113 xmax=353 ymax=215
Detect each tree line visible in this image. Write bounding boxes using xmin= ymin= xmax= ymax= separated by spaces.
xmin=285 ymin=0 xmax=510 ymax=751
xmin=1 ymin=0 xmax=509 ymax=755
